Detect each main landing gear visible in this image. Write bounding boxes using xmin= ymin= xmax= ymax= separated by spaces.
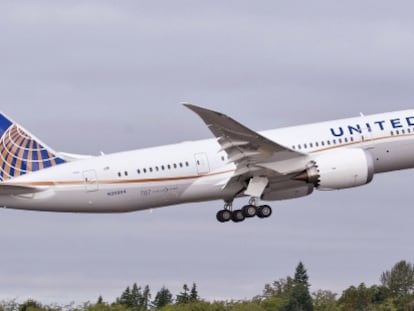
xmin=216 ymin=198 xmax=273 ymax=223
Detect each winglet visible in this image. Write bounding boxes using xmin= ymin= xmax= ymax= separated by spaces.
xmin=183 ymin=103 xmax=260 ymax=140
xmin=183 ymin=103 xmax=231 ymax=127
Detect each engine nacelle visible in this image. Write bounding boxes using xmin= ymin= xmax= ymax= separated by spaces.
xmin=262 ymin=185 xmax=314 ymax=201
xmin=296 ymin=149 xmax=375 ymax=191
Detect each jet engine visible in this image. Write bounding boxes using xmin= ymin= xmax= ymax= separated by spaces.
xmin=295 ymin=149 xmax=375 ymax=190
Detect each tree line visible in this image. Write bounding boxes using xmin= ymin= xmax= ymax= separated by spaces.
xmin=2 ymin=260 xmax=414 ymax=311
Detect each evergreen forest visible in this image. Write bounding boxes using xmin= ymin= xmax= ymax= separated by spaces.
xmin=2 ymin=260 xmax=414 ymax=311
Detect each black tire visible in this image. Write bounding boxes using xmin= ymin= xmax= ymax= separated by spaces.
xmin=257 ymin=205 xmax=272 ymax=218
xmin=216 ymin=210 xmax=231 ymax=223
xmin=231 ymin=210 xmax=245 ymax=223
xmin=242 ymin=205 xmax=257 ymax=218
xmin=222 ymin=210 xmax=232 ymax=222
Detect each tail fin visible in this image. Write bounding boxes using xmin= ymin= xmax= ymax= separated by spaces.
xmin=0 ymin=112 xmax=66 ymax=181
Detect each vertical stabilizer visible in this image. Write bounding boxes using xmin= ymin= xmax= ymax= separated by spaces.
xmin=0 ymin=112 xmax=66 ymax=181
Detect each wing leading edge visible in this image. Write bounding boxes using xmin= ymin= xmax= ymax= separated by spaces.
xmin=184 ymin=104 xmax=305 ymax=164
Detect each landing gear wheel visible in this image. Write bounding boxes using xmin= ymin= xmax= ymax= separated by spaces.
xmin=231 ymin=210 xmax=245 ymax=223
xmin=242 ymin=205 xmax=257 ymax=218
xmin=216 ymin=210 xmax=232 ymax=223
xmin=257 ymin=205 xmax=272 ymax=218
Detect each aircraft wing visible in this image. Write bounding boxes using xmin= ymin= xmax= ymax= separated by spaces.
xmin=184 ymin=104 xmax=306 ymax=167
xmin=185 ymin=104 xmax=310 ymax=198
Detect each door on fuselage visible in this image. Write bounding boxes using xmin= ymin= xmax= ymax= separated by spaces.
xmin=194 ymin=153 xmax=210 ymax=175
xmin=83 ymin=170 xmax=99 ymax=192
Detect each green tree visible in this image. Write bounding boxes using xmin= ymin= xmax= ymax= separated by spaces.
xmin=226 ymin=300 xmax=265 ymax=311
xmin=131 ymin=283 xmax=142 ymax=309
xmin=96 ymin=296 xmax=104 ymax=305
xmin=381 ymin=260 xmax=414 ymax=299
xmin=312 ymin=290 xmax=339 ymax=311
xmin=158 ymin=300 xmax=225 ymax=311
xmin=86 ymin=303 xmax=129 ymax=311
xmin=377 ymin=298 xmax=398 ymax=311
xmin=117 ymin=286 xmax=132 ymax=308
xmin=140 ymin=285 xmax=151 ymax=310
xmin=116 ymin=283 xmax=151 ymax=310
xmin=294 ymin=262 xmax=310 ymax=287
xmin=0 ymin=299 xmax=19 ymax=311
xmin=261 ymin=296 xmax=287 ymax=311
xmin=18 ymin=300 xmax=43 ymax=311
xmin=176 ymin=284 xmax=191 ymax=304
xmin=262 ymin=277 xmax=294 ymax=301
xmin=153 ymin=286 xmax=173 ymax=309
xmin=285 ymin=262 xmax=313 ymax=311
xmin=190 ymin=283 xmax=199 ymax=302
xmin=338 ymin=283 xmax=375 ymax=311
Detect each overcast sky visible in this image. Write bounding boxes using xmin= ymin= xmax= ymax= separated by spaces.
xmin=1 ymin=0 xmax=414 ymax=305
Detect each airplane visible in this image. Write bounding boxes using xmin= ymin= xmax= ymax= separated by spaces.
xmin=0 ymin=104 xmax=413 ymax=223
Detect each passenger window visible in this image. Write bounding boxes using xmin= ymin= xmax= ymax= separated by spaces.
xmin=185 ymin=162 xmax=189 ymax=167
xmin=155 ymin=166 xmax=159 ymax=172
xmin=321 ymin=141 xmax=325 ymax=146
xmin=173 ymin=164 xmax=177 ymax=169
xmin=315 ymin=142 xmax=319 ymax=147
xmin=161 ymin=165 xmax=165 ymax=170
xmin=143 ymin=168 xmax=147 ymax=173
xmin=333 ymin=139 xmax=336 ymax=144
xmin=118 ymin=172 xmax=121 ymax=177
xmin=327 ymin=141 xmax=331 ymax=145
xmin=338 ymin=139 xmax=342 ymax=144
xmin=309 ymin=143 xmax=313 ymax=148
xmin=124 ymin=171 xmax=128 ymax=176
xmin=304 ymin=144 xmax=308 ymax=149
xmin=167 ymin=165 xmax=171 ymax=170
xmin=179 ymin=163 xmax=183 ymax=168
xmin=344 ymin=138 xmax=348 ymax=143
xmin=137 ymin=169 xmax=141 ymax=174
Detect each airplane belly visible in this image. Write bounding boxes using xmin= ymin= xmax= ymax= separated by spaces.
xmin=179 ymin=178 xmax=228 ymax=203
xmin=369 ymin=140 xmax=414 ymax=173
xmin=0 ymin=177 xmax=214 ymax=213
xmin=0 ymin=185 xmax=143 ymax=213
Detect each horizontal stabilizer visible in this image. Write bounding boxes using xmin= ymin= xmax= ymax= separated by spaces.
xmin=0 ymin=184 xmax=44 ymax=195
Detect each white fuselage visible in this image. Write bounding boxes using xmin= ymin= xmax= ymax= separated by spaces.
xmin=3 ymin=110 xmax=414 ymax=213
